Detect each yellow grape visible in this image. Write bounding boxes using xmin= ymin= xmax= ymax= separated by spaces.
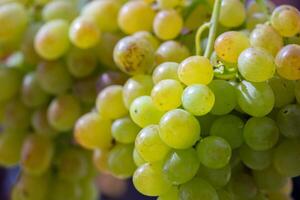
xmin=246 ymin=12 xmax=268 ymax=30
xmin=152 ymin=62 xmax=180 ymax=84
xmin=93 ymin=149 xmax=110 ymax=174
xmin=133 ymin=31 xmax=160 ymax=50
xmin=219 ymin=0 xmax=246 ymax=28
xmin=155 ymin=41 xmax=190 ymax=64
xmin=157 ymin=0 xmax=181 ymax=9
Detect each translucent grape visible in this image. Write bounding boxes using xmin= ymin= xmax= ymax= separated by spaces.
xmin=155 ymin=41 xmax=190 ymax=64
xmin=93 ymin=149 xmax=109 ymax=173
xmin=42 ymin=0 xmax=77 ymax=22
xmin=197 ymin=164 xmax=231 ymax=188
xmin=246 ymin=0 xmax=275 ymax=16
xmin=133 ymin=148 xmax=146 ymax=167
xmin=112 ymin=117 xmax=141 ymax=144
xmin=0 ymin=68 xmax=22 ymax=102
xmin=197 ymin=113 xmax=218 ymax=137
xmin=31 ymin=108 xmax=57 ymax=137
xmin=277 ymin=104 xmax=300 ymax=138
xmin=229 ymin=173 xmax=258 ymax=199
xmin=152 ymin=62 xmax=179 ymax=84
xmin=246 ymin=13 xmax=268 ymax=30
xmin=157 ymin=186 xmax=179 ymax=200
xmin=184 ymin=4 xmax=211 ymax=30
xmin=219 ymin=0 xmax=246 ymax=28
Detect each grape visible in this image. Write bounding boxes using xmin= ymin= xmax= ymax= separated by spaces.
xmin=273 ymin=139 xmax=300 ymax=177
xmin=178 ymin=56 xmax=214 ymax=85
xmin=112 ymin=116 xmax=140 ymax=144
xmin=196 ymin=136 xmax=231 ymax=169
xmin=163 ymin=148 xmax=200 ymax=185
xmin=133 ymin=148 xmax=146 ymax=167
xmin=96 ymin=71 xmax=128 ymax=93
xmin=159 ymin=109 xmax=200 ymax=149
xmin=152 ymin=62 xmax=179 ymax=84
xmin=42 ymin=0 xmax=77 ymax=22
xmin=277 ymin=104 xmax=300 ymax=138
xmin=197 ymin=164 xmax=231 ymax=188
xmin=239 ymin=144 xmax=272 ymax=170
xmin=108 ymin=143 xmax=136 ymax=178
xmin=157 ymin=0 xmax=181 ymax=9
xmin=72 ymin=75 xmax=98 ymax=106
xmin=130 ymin=96 xmax=164 ymax=128
xmin=184 ymin=4 xmax=211 ymax=30
xmin=34 ymin=19 xmax=70 ymax=60
xmin=21 ymin=134 xmax=54 ymax=175
xmin=268 ymin=76 xmax=295 ymax=108
xmin=50 ymin=179 xmax=82 ymax=200
xmin=0 ymin=67 xmax=22 ymax=102
xmin=31 ymin=108 xmax=57 ymax=137
xmin=135 ymin=125 xmax=170 ymax=162
xmin=267 ymin=192 xmax=292 ymax=200
xmin=113 ymin=36 xmax=155 ymax=75
xmin=93 ymin=149 xmax=109 ymax=173
xmin=21 ymin=72 xmax=49 ymax=108
xmin=229 ymin=173 xmax=258 ymax=199
xmin=157 ymin=186 xmax=179 ymax=200
xmin=243 ymin=117 xmax=279 ymax=151
xmin=96 ymin=85 xmax=128 ymax=120
xmin=296 ymin=81 xmax=300 ymax=103
xmin=209 ymin=80 xmax=237 ymax=115
xmin=81 ymin=0 xmax=120 ymax=32
xmin=217 ymin=189 xmax=233 ymax=200
xmin=153 ymin=9 xmax=183 ymax=40
xmin=182 ymin=84 xmax=215 ymax=116
xmin=74 ymin=112 xmax=112 ymax=150
xmin=197 ymin=113 xmax=218 ymax=137
xmin=155 ymin=41 xmax=190 ymax=64
xmin=246 ymin=13 xmax=268 ymax=30
xmin=133 ymin=162 xmax=172 ymax=196
xmin=237 ymin=81 xmax=275 ymax=117
xmin=118 ymin=1 xmax=155 ymax=34
xmin=250 ymin=24 xmax=283 ymax=56
xmin=214 ymin=31 xmax=250 ymax=63
xmin=47 ymin=94 xmax=81 ymax=132
xmin=179 ymin=177 xmax=218 ymax=200
xmin=151 ymin=79 xmax=183 ymax=111
xmin=271 ymin=5 xmax=300 ymax=37
xmin=133 ymin=31 xmax=160 ymax=50
xmin=69 ymin=16 xmax=101 ymax=49
xmin=36 ymin=61 xmax=72 ymax=95
xmin=80 ymin=178 xmax=99 ymax=200
xmin=246 ymin=0 xmax=275 ymax=16
xmin=275 ymin=44 xmax=300 ymax=80
xmin=219 ymin=0 xmax=246 ymax=28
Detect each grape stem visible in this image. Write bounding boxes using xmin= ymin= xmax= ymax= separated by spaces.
xmin=195 ymin=22 xmax=210 ymax=56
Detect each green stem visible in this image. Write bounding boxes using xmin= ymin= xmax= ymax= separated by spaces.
xmin=204 ymin=0 xmax=222 ymax=58
xmin=195 ymin=22 xmax=210 ymax=56
xmin=256 ymin=0 xmax=269 ymax=17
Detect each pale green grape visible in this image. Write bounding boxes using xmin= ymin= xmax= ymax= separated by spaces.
xmin=151 ymin=79 xmax=183 ymax=111
xmin=133 ymin=162 xmax=172 ymax=196
xmin=219 ymin=0 xmax=246 ymax=28
xmin=196 ymin=136 xmax=231 ymax=169
xmin=0 ymin=67 xmax=22 ymax=102
xmin=184 ymin=4 xmax=211 ymax=30
xmin=135 ymin=125 xmax=170 ymax=162
xmin=238 ymin=47 xmax=275 ymax=82
xmin=42 ymin=0 xmax=77 ymax=22
xmin=163 ymin=148 xmax=200 ymax=185
xmin=50 ymin=179 xmax=82 ymax=200
xmin=197 ymin=164 xmax=231 ymax=188
xmin=155 ymin=41 xmax=190 ymax=64
xmin=108 ymin=143 xmax=136 ymax=178
xmin=112 ymin=116 xmax=140 ymax=144
xmin=229 ymin=173 xmax=258 ymax=199
xmin=133 ymin=148 xmax=146 ymax=167
xmin=182 ymin=84 xmax=215 ymax=116
xmin=246 ymin=13 xmax=268 ymax=30
xmin=246 ymin=0 xmax=275 ymax=16
xmin=130 ymin=96 xmax=164 ymax=128
xmin=93 ymin=149 xmax=109 ymax=173
xmin=209 ymin=80 xmax=237 ymax=115
xmin=157 ymin=186 xmax=179 ymax=200
xmin=159 ymin=109 xmax=200 ymax=149
xmin=243 ymin=117 xmax=279 ymax=151
xmin=277 ymin=104 xmax=300 ymax=138
xmin=295 ymin=81 xmax=300 ymax=103
xmin=157 ymin=0 xmax=181 ymax=9
xmin=31 ymin=108 xmax=57 ymax=137
xmin=237 ymin=80 xmax=275 ymax=117
xmin=197 ymin=113 xmax=218 ymax=137
xmin=152 ymin=62 xmax=179 ymax=84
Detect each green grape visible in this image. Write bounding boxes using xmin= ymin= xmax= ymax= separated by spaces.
xmin=133 ymin=31 xmax=160 ymax=50
xmin=210 ymin=115 xmax=244 ymax=149
xmin=155 ymin=41 xmax=190 ymax=64
xmin=112 ymin=116 xmax=140 ymax=144
xmin=151 ymin=79 xmax=183 ymax=111
xmin=69 ymin=16 xmax=101 ymax=49
xmin=133 ymin=162 xmax=172 ymax=196
xmin=153 ymin=9 xmax=183 ymax=40
xmin=275 ymin=44 xmax=300 ymax=80
xmin=81 ymin=0 xmax=120 ymax=32
xmin=268 ymin=76 xmax=295 ymax=108
xmin=157 ymin=0 xmax=181 ymax=9
xmin=271 ymin=5 xmax=300 ymax=37
xmin=179 ymin=177 xmax=219 ymax=200
xmin=74 ymin=112 xmax=112 ymax=150
xmin=243 ymin=117 xmax=279 ymax=151
xmin=80 ymin=178 xmax=98 ymax=200
xmin=93 ymin=148 xmax=110 ymax=173
xmin=250 ymin=24 xmax=283 ymax=56
xmin=159 ymin=109 xmax=200 ymax=149
xmin=96 ymin=85 xmax=128 ymax=120
xmin=152 ymin=62 xmax=179 ymax=84
xmin=42 ymin=0 xmax=77 ymax=22
xmin=34 ymin=19 xmax=70 ymax=60
xmin=239 ymin=144 xmax=272 ymax=170
xmin=163 ymin=148 xmax=200 ymax=185
xmin=229 ymin=173 xmax=258 ymax=199
xmin=219 ymin=0 xmax=246 ymax=28
xmin=277 ymin=104 xmax=300 ymax=138
xmin=246 ymin=0 xmax=275 ymax=16
xmin=108 ymin=143 xmax=136 ymax=178
xmin=197 ymin=164 xmax=231 ymax=188
xmin=253 ymin=166 xmax=288 ymax=192
xmin=0 ymin=130 xmax=26 ymax=167
xmin=209 ymin=80 xmax=237 ymax=115
xmin=36 ymin=61 xmax=72 ymax=95
xmin=197 ymin=113 xmax=218 ymax=137
xmin=50 ymin=179 xmax=82 ymax=200
xmin=135 ymin=125 xmax=170 ymax=162
xmin=246 ymin=13 xmax=268 ymax=30
xmin=182 ymin=84 xmax=215 ymax=116
xmin=31 ymin=108 xmax=57 ymax=137
xmin=73 ymin=75 xmax=98 ymax=105
xmin=273 ymin=139 xmax=300 ymax=177
xmin=113 ymin=36 xmax=155 ymax=75
xmin=237 ymin=81 xmax=275 ymax=117
xmin=0 ymin=67 xmax=22 ymax=102
xmin=133 ymin=148 xmax=146 ymax=167
xmin=118 ymin=1 xmax=155 ymax=34
xmin=178 ymin=56 xmax=214 ymax=85
xmin=217 ymin=189 xmax=234 ymax=200
xmin=214 ymin=31 xmax=250 ymax=63
xmin=184 ymin=4 xmax=211 ymax=30
xmin=123 ymin=74 xmax=153 ymax=108
xmin=296 ymin=81 xmax=300 ymax=103
xmin=21 ymin=72 xmax=49 ymax=108
xmin=0 ymin=2 xmax=28 ymax=42
xmin=130 ymin=96 xmax=164 ymax=128
xmin=157 ymin=186 xmax=179 ymax=200
xmin=196 ymin=136 xmax=231 ymax=169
